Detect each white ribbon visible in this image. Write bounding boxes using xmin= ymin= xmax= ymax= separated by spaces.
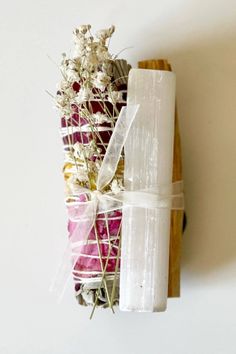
xmin=50 ymin=104 xmax=184 ymax=301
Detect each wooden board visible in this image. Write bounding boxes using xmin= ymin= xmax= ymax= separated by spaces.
xmin=138 ymin=59 xmax=183 ymax=297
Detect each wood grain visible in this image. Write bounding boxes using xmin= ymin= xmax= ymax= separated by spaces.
xmin=138 ymin=59 xmax=184 ymax=297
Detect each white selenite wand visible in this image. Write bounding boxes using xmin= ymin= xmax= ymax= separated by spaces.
xmin=119 ymin=68 xmax=176 ymax=312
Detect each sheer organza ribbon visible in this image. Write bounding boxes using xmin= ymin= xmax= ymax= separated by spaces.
xmin=50 ymin=104 xmax=184 ymax=301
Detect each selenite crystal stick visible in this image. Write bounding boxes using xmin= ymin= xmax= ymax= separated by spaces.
xmin=120 ymin=68 xmax=176 ymax=312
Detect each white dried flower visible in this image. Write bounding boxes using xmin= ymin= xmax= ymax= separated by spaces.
xmin=67 ymin=87 xmax=76 ymax=98
xmin=108 ymin=90 xmax=123 ymax=103
xmin=96 ymin=25 xmax=115 ymax=41
xmin=58 ymin=80 xmax=70 ymax=91
xmin=73 ymin=141 xmax=97 ymax=160
xmin=91 ymin=112 xmax=110 ymax=124
xmin=93 ymin=71 xmax=111 ymax=91
xmin=75 ymin=88 xmax=91 ymax=104
xmin=68 ymin=60 xmax=77 ymax=70
xmin=77 ymin=168 xmax=89 ymax=182
xmin=109 ymin=25 xmax=115 ymax=35
xmin=73 ymin=142 xmax=84 ymax=158
xmin=73 ymin=32 xmax=89 ymax=58
xmin=111 ymin=179 xmax=121 ymax=194
xmin=74 ymin=25 xmax=91 ymax=36
xmin=55 ymin=94 xmax=67 ymax=108
xmin=96 ymin=46 xmax=110 ymax=62
xmin=65 ymin=68 xmax=78 ymax=82
xmin=82 ymin=52 xmax=99 ymax=69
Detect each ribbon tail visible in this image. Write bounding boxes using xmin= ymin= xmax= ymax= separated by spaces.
xmin=49 ymin=242 xmax=75 ymax=303
xmin=96 ymin=104 xmax=139 ymax=191
xmin=50 ymin=200 xmax=97 ymax=302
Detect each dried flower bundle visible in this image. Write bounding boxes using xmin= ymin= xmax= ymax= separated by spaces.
xmin=55 ymin=25 xmax=131 ymax=315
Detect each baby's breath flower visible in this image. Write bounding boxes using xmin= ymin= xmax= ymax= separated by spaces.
xmin=83 ymin=52 xmax=99 ymax=70
xmin=73 ymin=141 xmax=97 ymax=160
xmin=58 ymin=80 xmax=70 ymax=92
xmin=96 ymin=25 xmax=115 ymax=41
xmin=60 ymin=87 xmax=76 ymax=104
xmin=92 ymin=71 xmax=111 ymax=91
xmin=55 ymin=25 xmax=127 ymax=199
xmin=65 ymin=68 xmax=79 ymax=82
xmin=108 ymin=90 xmax=123 ymax=104
xmin=77 ymin=168 xmax=89 ymax=182
xmin=74 ymin=25 xmax=91 ymax=36
xmin=96 ymin=44 xmax=111 ymax=62
xmin=75 ymin=88 xmax=91 ymax=104
xmin=111 ymin=179 xmax=122 ymax=194
xmin=73 ymin=142 xmax=86 ymax=159
xmin=55 ymin=93 xmax=67 ymax=108
xmin=67 ymin=60 xmax=77 ymax=70
xmin=91 ymin=112 xmax=110 ymax=124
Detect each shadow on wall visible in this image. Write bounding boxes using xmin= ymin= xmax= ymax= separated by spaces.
xmin=149 ymin=33 xmax=236 ymax=278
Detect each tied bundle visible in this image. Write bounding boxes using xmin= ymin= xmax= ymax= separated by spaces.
xmin=55 ymin=25 xmax=131 ymax=312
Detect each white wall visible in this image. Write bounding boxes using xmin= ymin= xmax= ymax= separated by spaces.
xmin=1 ymin=1 xmax=236 ymax=353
